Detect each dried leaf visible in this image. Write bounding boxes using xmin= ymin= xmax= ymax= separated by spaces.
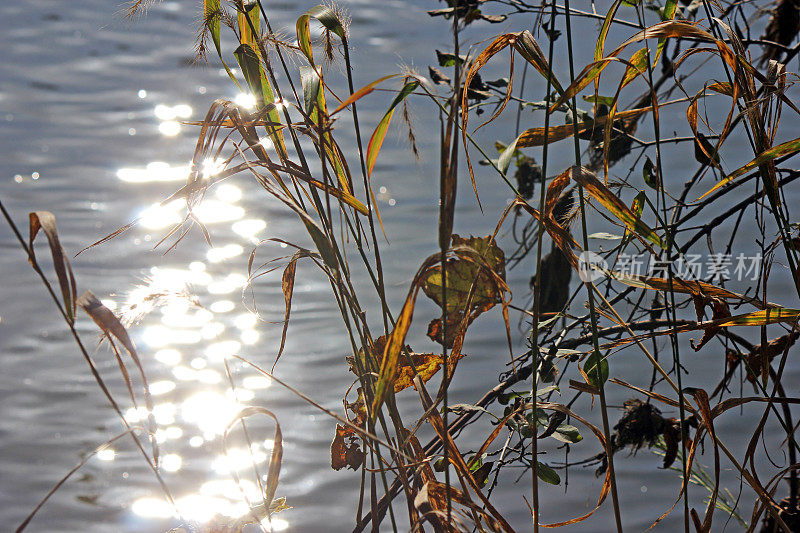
xmin=28 ymin=212 xmax=78 ymax=324
xmin=727 ymin=332 xmax=800 ymax=382
xmin=571 ymin=167 xmax=665 ymax=248
xmin=421 ymin=235 xmax=506 ymax=348
xmin=699 ymin=136 xmax=800 ymax=199
xmin=330 ymin=424 xmax=364 ymax=471
xmin=693 ymin=132 xmax=722 ymax=169
xmin=531 ymin=247 xmax=572 ymax=315
xmin=273 ymin=252 xmax=301 ymax=370
xmin=330 ymin=74 xmax=398 ymax=115
xmin=223 ymin=406 xmax=283 ymax=509
xmin=370 ymin=254 xmax=442 ymax=421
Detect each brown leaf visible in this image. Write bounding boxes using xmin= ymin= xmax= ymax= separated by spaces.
xmin=693 ymin=132 xmax=722 ymax=169
xmin=331 ymin=424 xmax=364 ymax=471
xmin=544 ymin=168 xmax=572 ymax=216
xmin=394 ymin=349 xmax=465 ymax=393
xmin=726 ymin=331 xmax=800 ymax=382
xmin=29 ymin=212 xmax=78 ymax=324
xmin=426 ymin=312 xmax=481 ymax=348
xmin=363 ymin=336 xmax=464 ymax=393
xmin=273 ymin=252 xmax=301 ymax=371
xmin=690 ymin=295 xmax=731 ymax=351
xmin=662 ymin=419 xmax=681 ymax=469
xmin=78 ymin=291 xmax=158 ymax=460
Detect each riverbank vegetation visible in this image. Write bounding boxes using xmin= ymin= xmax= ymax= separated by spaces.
xmin=4 ymin=0 xmax=800 ymax=530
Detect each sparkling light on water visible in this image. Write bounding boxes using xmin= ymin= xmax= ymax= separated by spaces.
xmin=161 ymin=453 xmax=182 ymax=472
xmin=96 ymin=448 xmax=116 ymax=461
xmin=158 ymin=120 xmax=181 ymax=136
xmin=115 ymin=110 xmax=291 ymax=527
xmin=234 ymin=92 xmax=257 ymax=109
xmin=181 ymin=391 xmax=242 ymax=435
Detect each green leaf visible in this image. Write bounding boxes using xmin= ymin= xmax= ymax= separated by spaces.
xmin=596 ymin=0 xmax=623 ymax=63
xmin=620 ymin=48 xmax=650 ymax=88
xmin=527 ymin=408 xmax=549 ymax=427
xmin=643 ymin=156 xmax=661 ymax=190
xmin=232 ymin=43 xmax=283 ymax=152
xmin=536 ymin=462 xmax=561 ymax=485
xmin=583 ymin=94 xmax=615 ymax=107
xmin=300 ymin=66 xmax=321 ymax=115
xmin=366 ymin=81 xmax=420 ymax=177
xmin=552 ymin=424 xmax=583 ymax=443
xmin=632 ymin=191 xmax=646 ymax=218
xmin=536 ymin=385 xmax=559 ymax=397
xmin=203 ymin=0 xmax=222 ymax=57
xmin=468 ymin=455 xmax=483 ymax=470
xmin=296 ymin=5 xmax=345 ymax=65
xmin=300 ymin=217 xmax=337 ymax=271
xmin=435 ymin=49 xmax=465 ymax=67
xmin=234 ymin=44 xmax=264 ymax=105
xmin=583 ymin=351 xmax=609 ymax=388
xmin=661 ymin=0 xmax=679 ymax=21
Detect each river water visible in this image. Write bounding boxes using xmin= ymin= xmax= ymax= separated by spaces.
xmin=2 ymin=1 xmax=798 ymax=532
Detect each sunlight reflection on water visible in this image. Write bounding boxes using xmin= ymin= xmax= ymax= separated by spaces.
xmin=110 ymin=102 xmax=285 ymax=527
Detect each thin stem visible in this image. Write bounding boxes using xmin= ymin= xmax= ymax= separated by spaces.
xmin=562 ymin=0 xmax=623 ymax=529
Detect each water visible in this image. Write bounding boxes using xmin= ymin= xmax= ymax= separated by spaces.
xmin=2 ymin=1 xmax=797 ymax=531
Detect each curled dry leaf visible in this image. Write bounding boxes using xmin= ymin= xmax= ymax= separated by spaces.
xmin=726 ymin=331 xmax=800 ymax=382
xmin=29 ymin=212 xmax=78 ymax=324
xmin=421 ymin=234 xmax=507 ymax=348
xmin=693 ymin=132 xmax=722 ymax=170
xmin=77 ymin=291 xmax=156 ymax=441
xmin=331 ymin=424 xmax=364 ymax=471
xmin=354 ymin=336 xmax=465 ymax=393
xmin=223 ymin=406 xmax=284 ymax=510
xmin=331 ymin=389 xmax=369 ymax=471
xmin=414 ymin=480 xmax=506 ymax=532
xmin=690 ymin=295 xmax=731 ymax=351
xmin=393 ymin=350 xmax=464 ymax=393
